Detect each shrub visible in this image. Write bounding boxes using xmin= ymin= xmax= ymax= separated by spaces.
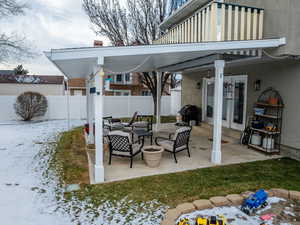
xmin=14 ymin=92 xmax=48 ymax=121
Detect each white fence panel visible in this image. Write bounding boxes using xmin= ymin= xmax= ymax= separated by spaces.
xmin=170 ymin=89 xmax=182 ymax=115
xmin=0 ymin=95 xmax=172 ymax=121
xmin=0 ymin=96 xmax=17 ymax=121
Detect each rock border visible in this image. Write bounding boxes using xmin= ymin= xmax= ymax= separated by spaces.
xmin=161 ymin=189 xmax=300 ymax=225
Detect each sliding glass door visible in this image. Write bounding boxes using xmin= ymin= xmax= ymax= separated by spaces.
xmin=203 ymin=75 xmax=247 ymax=131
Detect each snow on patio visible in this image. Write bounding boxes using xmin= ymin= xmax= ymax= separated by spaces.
xmin=0 ymin=120 xmax=166 ymax=225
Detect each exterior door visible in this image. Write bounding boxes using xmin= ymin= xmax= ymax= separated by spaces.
xmin=204 ymin=77 xmax=231 ymax=128
xmin=203 ymin=75 xmax=247 ymax=131
xmin=230 ymin=76 xmax=248 ymax=130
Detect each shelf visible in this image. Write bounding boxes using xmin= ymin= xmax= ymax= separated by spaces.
xmin=256 ymin=102 xmax=284 ymax=108
xmin=250 ymin=127 xmax=281 ymax=135
xmin=254 ymin=114 xmax=281 ymax=119
xmin=248 ymin=144 xmax=280 ymax=153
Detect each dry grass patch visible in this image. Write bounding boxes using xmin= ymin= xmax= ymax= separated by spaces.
xmin=53 ymin=127 xmax=89 ymax=184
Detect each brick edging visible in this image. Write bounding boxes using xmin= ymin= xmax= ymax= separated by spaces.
xmin=161 ymin=189 xmax=300 ymax=225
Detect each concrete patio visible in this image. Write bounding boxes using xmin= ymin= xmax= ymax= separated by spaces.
xmin=87 ymin=123 xmax=281 ymax=183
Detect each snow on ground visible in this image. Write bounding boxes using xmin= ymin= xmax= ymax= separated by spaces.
xmin=0 ymin=120 xmax=84 ymax=225
xmin=0 ymin=120 xmax=166 ymax=225
xmin=177 ymin=197 xmax=292 ymax=225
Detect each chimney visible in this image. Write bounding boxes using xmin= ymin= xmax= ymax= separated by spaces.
xmin=94 ymin=40 xmax=103 ymax=47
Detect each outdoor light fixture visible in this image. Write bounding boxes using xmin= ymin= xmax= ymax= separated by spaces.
xmin=196 ymin=81 xmax=202 ymax=89
xmin=254 ymin=79 xmax=261 ymax=91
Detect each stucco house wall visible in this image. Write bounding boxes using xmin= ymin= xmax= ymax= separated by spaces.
xmin=0 ymin=83 xmax=65 ymax=96
xmin=182 ymin=59 xmax=300 ymax=150
xmin=226 ymin=0 xmax=300 ymax=56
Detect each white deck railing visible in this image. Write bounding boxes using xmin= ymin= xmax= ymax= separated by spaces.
xmin=153 ymin=1 xmax=264 ymax=45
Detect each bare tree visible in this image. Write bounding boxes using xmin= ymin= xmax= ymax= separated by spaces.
xmin=83 ymin=0 xmax=173 ymax=113
xmin=0 ymin=0 xmax=35 ymax=64
xmin=14 ymin=92 xmax=48 ymax=121
xmin=0 ymin=0 xmax=26 ymax=17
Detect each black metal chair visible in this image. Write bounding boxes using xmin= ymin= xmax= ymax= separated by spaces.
xmin=108 ymin=130 xmax=143 ymax=168
xmin=106 ymin=112 xmax=139 ymax=131
xmin=131 ymin=115 xmax=154 ymax=144
xmin=122 ymin=111 xmax=138 ymax=130
xmin=155 ymin=127 xmax=192 ymax=163
xmin=133 ymin=115 xmax=153 ymax=132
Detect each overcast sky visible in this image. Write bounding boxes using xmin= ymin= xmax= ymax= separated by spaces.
xmin=0 ymin=0 xmax=109 ymax=75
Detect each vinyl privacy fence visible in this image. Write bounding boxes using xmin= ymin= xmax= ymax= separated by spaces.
xmin=0 ymin=96 xmax=173 ymax=121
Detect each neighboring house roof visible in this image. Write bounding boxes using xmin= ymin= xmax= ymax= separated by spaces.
xmin=0 ymin=75 xmax=65 ymax=85
xmin=0 ymin=70 xmax=14 ymax=75
xmin=68 ymin=78 xmax=86 ymax=88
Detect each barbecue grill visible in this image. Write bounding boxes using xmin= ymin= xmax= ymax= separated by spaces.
xmin=179 ymin=105 xmax=201 ymax=126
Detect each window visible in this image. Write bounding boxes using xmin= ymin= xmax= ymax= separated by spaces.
xmin=168 ymin=0 xmax=190 ymax=15
xmin=142 ymin=91 xmax=151 ymax=96
xmin=116 ymin=74 xmax=123 ymax=83
xmin=114 ymin=90 xmax=131 ymax=96
xmin=125 ymin=73 xmax=131 ymax=83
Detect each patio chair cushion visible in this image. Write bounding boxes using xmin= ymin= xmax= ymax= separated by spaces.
xmin=132 ymin=121 xmax=148 ymax=128
xmin=157 ymin=140 xmax=187 ymax=152
xmin=172 ymin=127 xmax=192 ymax=141
xmin=109 ymin=122 xmax=125 ymax=130
xmin=109 ymin=130 xmax=132 ymax=143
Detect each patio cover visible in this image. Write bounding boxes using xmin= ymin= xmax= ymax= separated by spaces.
xmin=45 ymin=38 xmax=286 ymax=183
xmin=45 ymin=38 xmax=286 ymax=78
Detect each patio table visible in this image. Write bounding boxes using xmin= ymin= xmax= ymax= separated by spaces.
xmin=132 ymin=128 xmax=153 ymax=145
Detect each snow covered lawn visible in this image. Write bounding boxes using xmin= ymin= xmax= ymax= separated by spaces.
xmin=0 ymin=120 xmax=84 ymax=225
xmin=0 ymin=120 xmax=166 ymax=225
xmin=1 ymin=120 xmax=300 ymax=225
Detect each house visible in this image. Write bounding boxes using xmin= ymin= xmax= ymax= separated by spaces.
xmin=69 ymin=73 xmax=170 ymax=96
xmin=104 ymin=73 xmax=152 ymax=96
xmin=45 ymin=0 xmax=299 ymax=183
xmin=68 ymin=74 xmax=152 ymax=96
xmin=0 ymin=74 xmax=65 ymax=96
xmin=157 ymin=0 xmax=300 ymax=155
xmin=68 ymin=78 xmax=87 ymax=96
xmin=0 ymin=70 xmax=14 ymax=75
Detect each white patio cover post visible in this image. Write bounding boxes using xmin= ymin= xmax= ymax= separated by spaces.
xmin=86 ymin=77 xmax=94 ymax=144
xmin=94 ymin=58 xmax=105 ymax=183
xmin=156 ymin=71 xmax=162 ymax=131
xmin=211 ymin=60 xmax=225 ymax=164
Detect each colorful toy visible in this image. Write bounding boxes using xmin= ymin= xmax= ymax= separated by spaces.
xmin=196 ymin=215 xmax=227 ymax=225
xmin=260 ymin=214 xmax=276 ymax=221
xmin=177 ymin=218 xmax=191 ymax=225
xmin=241 ymin=189 xmax=268 ymax=215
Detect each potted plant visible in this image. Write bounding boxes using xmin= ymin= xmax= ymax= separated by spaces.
xmin=142 ymin=146 xmax=164 ymax=168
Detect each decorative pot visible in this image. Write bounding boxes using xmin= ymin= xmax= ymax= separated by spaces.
xmin=142 ymin=146 xmax=164 ymax=168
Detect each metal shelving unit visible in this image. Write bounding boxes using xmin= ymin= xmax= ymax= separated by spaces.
xmin=248 ymin=88 xmax=284 ymax=154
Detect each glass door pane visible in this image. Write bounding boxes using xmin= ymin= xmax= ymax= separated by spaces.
xmin=206 ymin=81 xmax=214 ymax=119
xmin=231 ymin=77 xmax=247 ymax=130
xmin=233 ymin=81 xmax=245 ymax=124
